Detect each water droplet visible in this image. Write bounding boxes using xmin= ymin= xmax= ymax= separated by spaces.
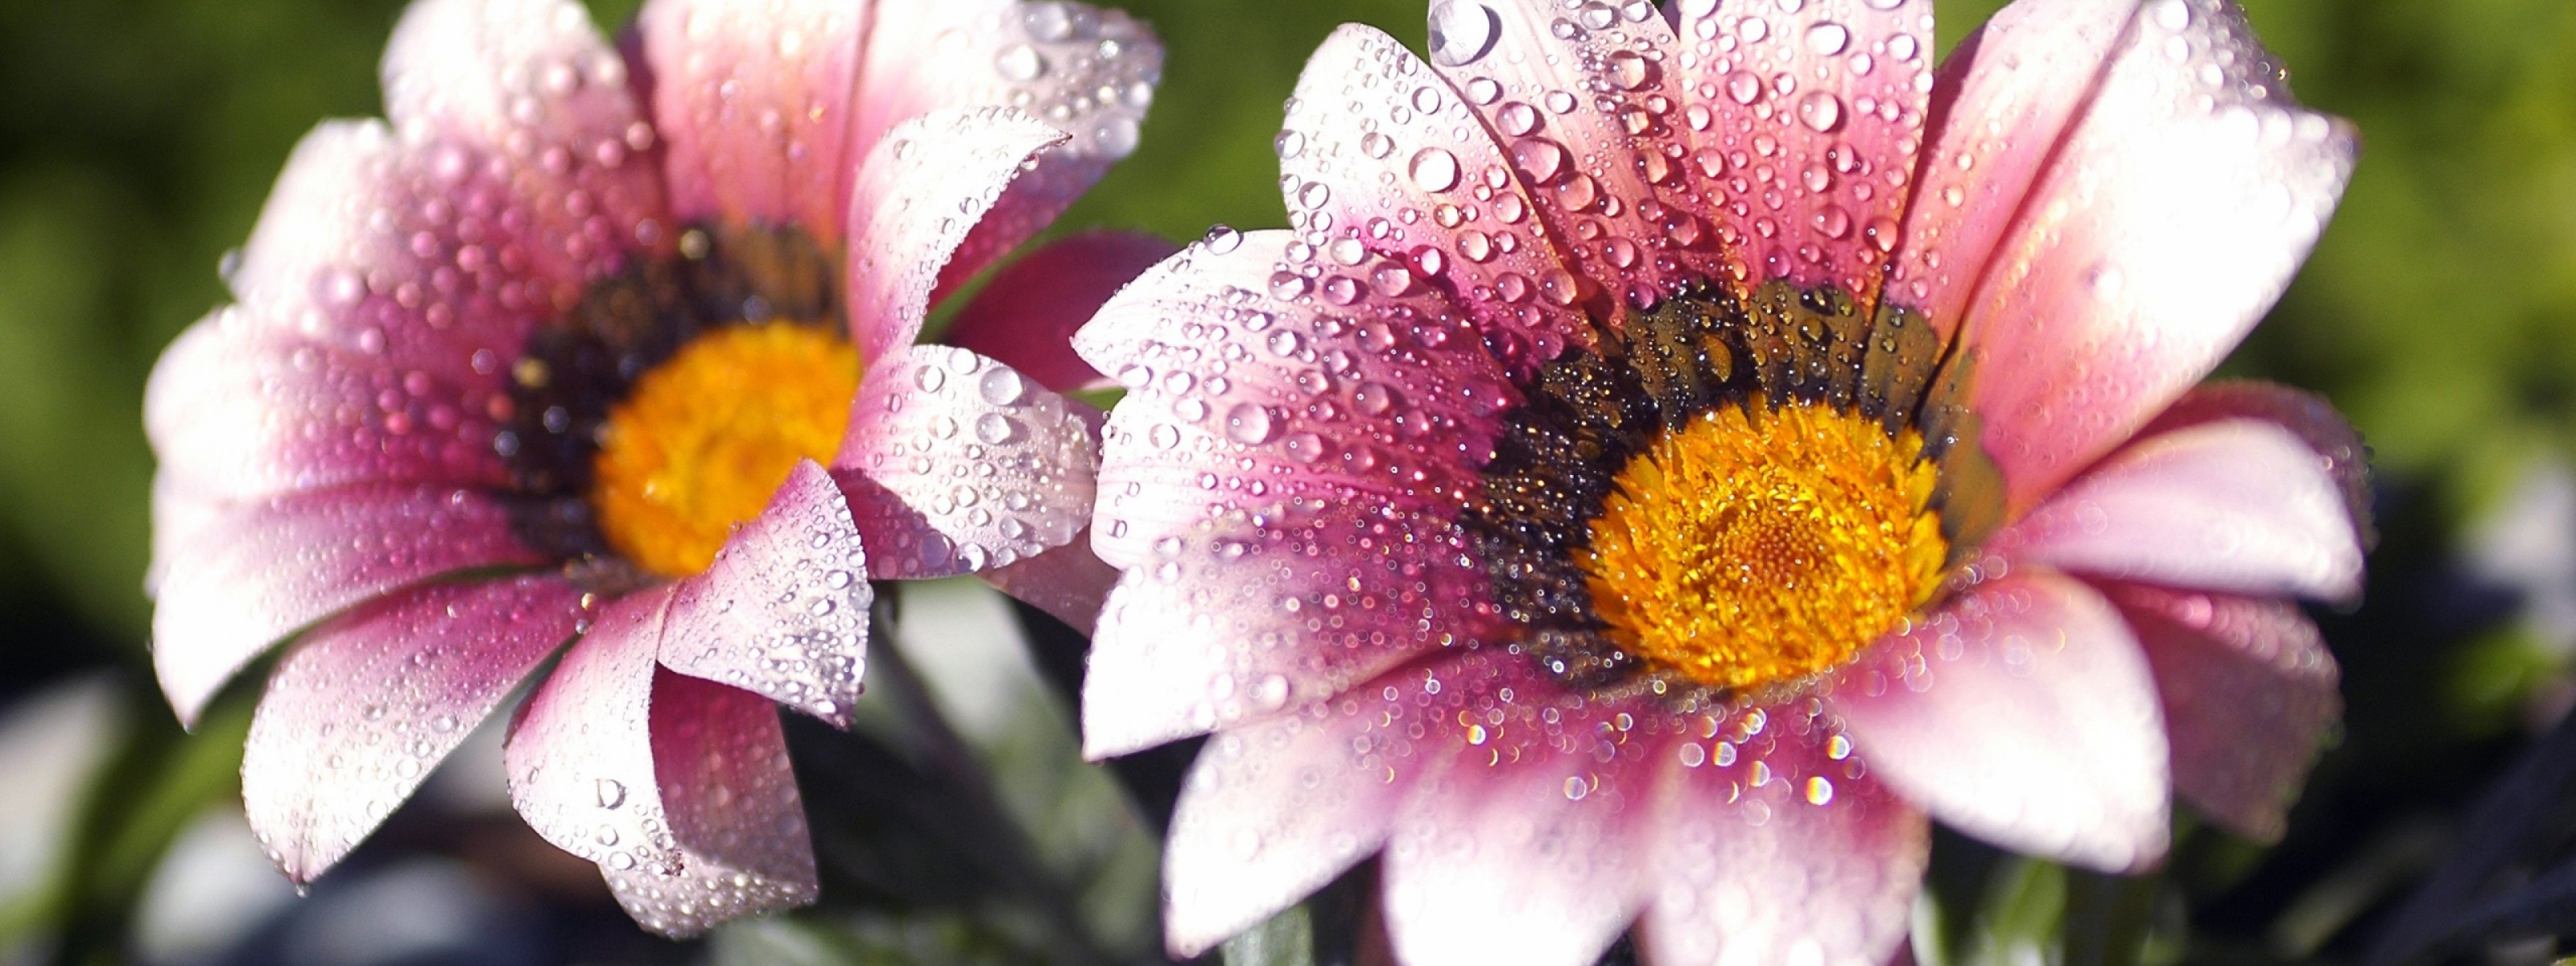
xmin=1224 ymin=402 xmax=1278 ymax=444
xmin=596 ymin=778 xmax=627 ymax=810
xmin=1496 ymin=102 xmax=1541 ymax=137
xmin=1726 ymin=71 xmax=1763 ymax=105
xmin=993 ymin=43 xmax=1045 ymax=82
xmin=977 ymin=365 xmax=1026 ymax=405
xmin=1511 ymin=139 xmax=1566 ymax=181
xmin=1795 ymin=91 xmax=1843 ymax=132
xmin=1804 ymin=21 xmax=1850 ymax=56
xmin=1409 ymin=147 xmax=1462 ymax=192
xmin=1428 ymin=1 xmax=1502 ymax=68
xmin=1269 ymin=271 xmax=1312 ymax=299
xmin=975 ymin=412 xmax=1021 ymax=444
xmin=2151 ymin=0 xmax=2190 ymax=31
xmin=1607 ymin=50 xmax=1652 ymax=90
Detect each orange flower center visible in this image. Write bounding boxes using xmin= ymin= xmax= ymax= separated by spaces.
xmin=1581 ymin=402 xmax=1947 ymax=691
xmin=590 ymin=323 xmax=859 ymax=577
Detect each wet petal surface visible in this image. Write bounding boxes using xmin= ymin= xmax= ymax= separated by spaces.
xmin=506 ymin=586 xmax=685 ymax=879
xmin=1949 ymin=0 xmax=2355 ymax=514
xmin=1277 ymin=24 xmax=1594 ymax=368
xmin=243 ymin=576 xmax=587 ymax=883
xmin=1081 ymin=505 xmax=1499 ymax=758
xmin=1988 ymin=418 xmax=2365 ymax=601
xmin=1833 ymin=569 xmax=2171 ymax=871
xmin=153 ymin=483 xmax=547 ymax=727
xmin=661 ymin=461 xmax=871 ymax=726
xmin=852 ymin=0 xmax=1161 ymax=296
xmin=637 ymin=0 xmax=869 ymax=243
xmin=603 ymin=671 xmax=817 ymax=938
xmin=1076 ymin=229 xmax=1517 ymax=568
xmin=1672 ymin=0 xmax=1934 ymax=299
xmin=2104 ymin=580 xmax=2339 ymax=841
xmin=834 ymin=346 xmax=1096 ymax=580
xmin=842 ymin=108 xmax=1065 ymax=364
xmin=1642 ymin=727 xmax=1926 ymax=966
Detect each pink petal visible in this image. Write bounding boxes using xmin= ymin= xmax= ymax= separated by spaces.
xmin=1162 ymin=697 xmax=1419 ymax=956
xmin=850 ymin=0 xmax=1161 ymax=296
xmin=842 ymin=108 xmax=1067 ymax=364
xmin=1642 ymin=724 xmax=1927 ymax=966
xmin=939 ymin=230 xmax=1178 ymax=394
xmin=506 ymin=586 xmax=685 ymax=878
xmin=833 ymin=346 xmax=1096 ymax=579
xmin=980 ymin=535 xmax=1121 ymax=634
xmin=153 ymin=484 xmax=547 ymax=728
xmin=1080 ymin=506 xmax=1501 ymax=759
xmin=1378 ymin=665 xmax=1673 ymax=966
xmin=1277 ymin=25 xmax=1594 ymax=371
xmin=1831 ymin=569 xmax=2171 ymax=871
xmin=147 ymin=473 xmax=225 ymax=598
xmin=380 ymin=0 xmax=668 ymax=286
xmin=146 ymin=123 xmax=554 ymax=501
xmin=2139 ymin=381 xmax=2373 ymax=539
xmin=603 ymin=671 xmax=818 ymax=937
xmin=1885 ymin=0 xmax=2134 ymax=339
xmin=2102 ymin=580 xmax=2339 ymax=842
xmin=634 ymin=0 xmax=866 ymax=244
xmin=1984 ymin=418 xmax=2365 ymax=601
xmin=662 ymin=461 xmax=871 ymax=726
xmin=1426 ymin=2 xmax=1732 ymax=313
xmin=1673 ymin=0 xmax=1936 ymax=297
xmin=243 ymin=576 xmax=588 ymax=883
xmin=1072 ymin=229 xmax=1517 ymax=568
xmin=1951 ymin=0 xmax=2356 ymax=514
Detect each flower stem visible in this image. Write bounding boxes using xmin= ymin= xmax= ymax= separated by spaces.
xmin=865 ymin=591 xmax=1121 ymax=965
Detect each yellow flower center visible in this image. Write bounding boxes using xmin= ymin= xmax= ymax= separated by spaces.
xmin=1581 ymin=402 xmax=1947 ymax=691
xmin=590 ymin=323 xmax=859 ymax=577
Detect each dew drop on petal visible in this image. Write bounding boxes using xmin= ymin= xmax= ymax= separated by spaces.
xmin=1804 ymin=21 xmax=1850 ymax=56
xmin=1224 ymin=402 xmax=1278 ymax=444
xmin=1428 ymin=1 xmax=1502 ymax=67
xmin=1409 ymin=147 xmax=1462 ymax=192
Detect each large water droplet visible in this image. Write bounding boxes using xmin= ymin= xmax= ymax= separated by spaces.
xmin=1795 ymin=91 xmax=1844 ymax=132
xmin=1409 ymin=147 xmax=1462 ymax=192
xmin=1429 ymin=2 xmax=1503 ymax=68
xmin=1224 ymin=402 xmax=1278 ymax=444
xmin=1511 ymin=139 xmax=1567 ymax=181
xmin=978 ymin=365 xmax=1026 ymax=405
xmin=993 ymin=43 xmax=1045 ymax=82
xmin=1804 ymin=21 xmax=1850 ymax=56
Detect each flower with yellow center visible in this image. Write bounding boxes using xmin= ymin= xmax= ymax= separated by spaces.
xmin=140 ymin=0 xmax=1161 ymax=940
xmin=1073 ymin=0 xmax=2371 ymax=963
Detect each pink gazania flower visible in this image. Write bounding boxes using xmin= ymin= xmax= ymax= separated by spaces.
xmin=1071 ymin=0 xmax=2365 ymax=963
xmin=143 ymin=0 xmax=1162 ymax=936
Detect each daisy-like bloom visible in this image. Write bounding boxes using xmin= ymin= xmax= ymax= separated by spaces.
xmin=1072 ymin=0 xmax=2366 ymax=962
xmin=143 ymin=0 xmax=1158 ymax=935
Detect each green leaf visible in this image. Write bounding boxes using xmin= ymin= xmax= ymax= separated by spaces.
xmin=1223 ymin=902 xmax=1316 ymax=966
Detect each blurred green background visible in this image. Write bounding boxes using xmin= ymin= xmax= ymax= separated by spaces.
xmin=3 ymin=0 xmax=2576 ymax=963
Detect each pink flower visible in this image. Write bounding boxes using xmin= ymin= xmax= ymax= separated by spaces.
xmin=143 ymin=0 xmax=1160 ymax=936
xmin=1072 ymin=0 xmax=2364 ymax=963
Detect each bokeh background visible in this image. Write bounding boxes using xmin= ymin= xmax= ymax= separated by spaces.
xmin=4 ymin=0 xmax=2576 ymax=963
